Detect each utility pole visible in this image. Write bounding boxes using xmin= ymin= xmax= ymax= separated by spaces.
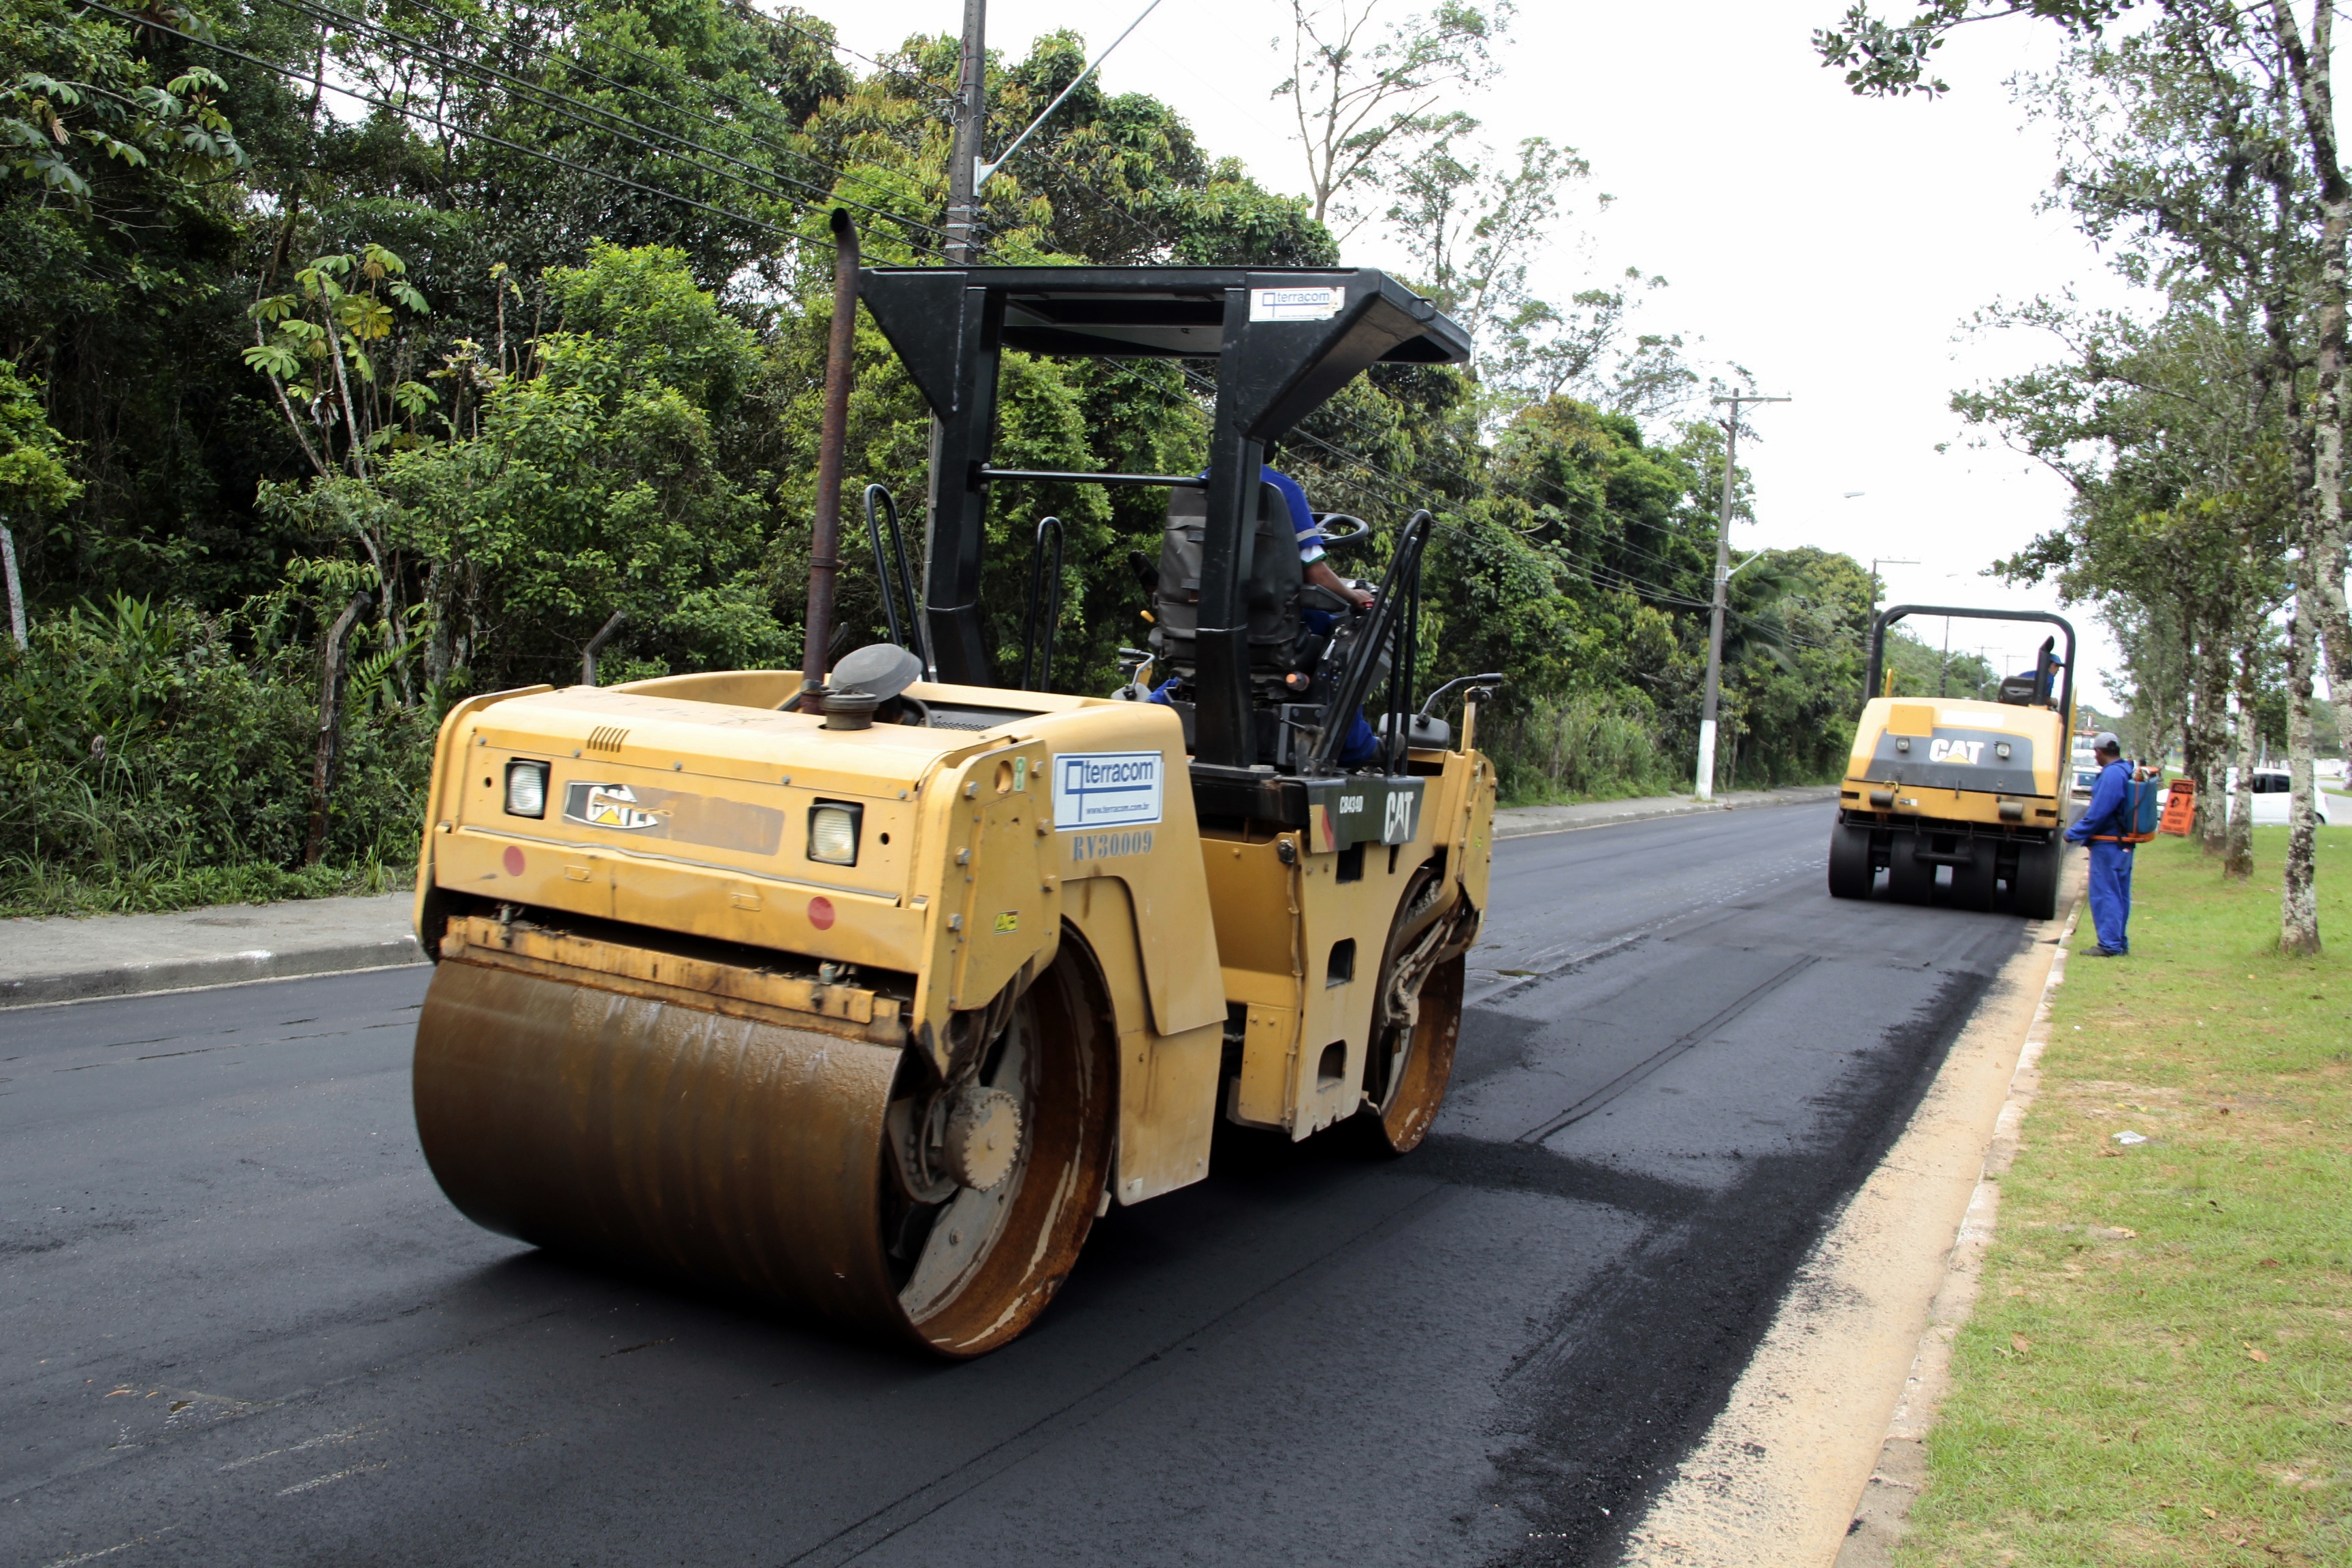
xmin=1867 ymin=556 xmax=1916 ymax=617
xmin=1938 ymin=616 xmax=1952 ymax=696
xmin=1695 ymin=392 xmax=1789 ymax=801
xmin=943 ymin=0 xmax=987 ymax=263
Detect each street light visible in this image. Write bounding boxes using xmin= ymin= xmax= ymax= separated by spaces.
xmin=1868 ymin=556 xmax=1917 ymax=616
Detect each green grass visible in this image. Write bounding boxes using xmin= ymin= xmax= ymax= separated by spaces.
xmin=1900 ymin=828 xmax=2352 ymax=1566
xmin=0 ymin=854 xmax=413 ymax=919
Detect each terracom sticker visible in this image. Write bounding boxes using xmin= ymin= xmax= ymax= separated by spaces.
xmin=1250 ymin=285 xmax=1343 ymax=323
xmin=1054 ymin=751 xmax=1163 ymax=830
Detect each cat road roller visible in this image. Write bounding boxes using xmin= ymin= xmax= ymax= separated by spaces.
xmin=1827 ymin=605 xmax=2076 ymax=918
xmin=408 ymin=219 xmax=1497 ymax=1358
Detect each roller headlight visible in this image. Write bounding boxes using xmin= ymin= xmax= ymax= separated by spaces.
xmin=505 ymin=760 xmax=548 ymax=818
xmin=1995 ymin=742 xmax=2012 ymax=760
xmin=808 ymin=802 xmax=862 ymax=866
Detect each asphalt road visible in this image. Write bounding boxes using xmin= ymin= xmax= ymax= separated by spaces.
xmin=3 ymin=801 xmax=2036 ymax=1568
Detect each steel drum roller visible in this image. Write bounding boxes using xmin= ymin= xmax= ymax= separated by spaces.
xmin=413 ymin=948 xmax=1115 ymax=1356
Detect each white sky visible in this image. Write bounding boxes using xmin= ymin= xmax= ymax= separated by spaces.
xmin=811 ymin=0 xmax=2155 ymax=703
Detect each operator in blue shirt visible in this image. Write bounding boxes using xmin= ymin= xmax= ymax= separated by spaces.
xmin=1153 ymin=465 xmax=1381 ymax=765
xmin=2063 ymin=730 xmax=2136 ymax=957
xmin=1262 ymin=467 xmax=1374 ymax=610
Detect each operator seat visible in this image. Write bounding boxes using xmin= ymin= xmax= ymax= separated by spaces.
xmin=1154 ymin=481 xmax=1308 ymax=674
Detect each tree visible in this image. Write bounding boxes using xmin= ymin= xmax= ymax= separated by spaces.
xmin=1271 ymin=0 xmax=1510 ymax=238
xmin=1837 ymin=3 xmax=2331 ymax=945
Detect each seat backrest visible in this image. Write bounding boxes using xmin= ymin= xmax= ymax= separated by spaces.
xmin=1155 ymin=481 xmax=1305 ymax=672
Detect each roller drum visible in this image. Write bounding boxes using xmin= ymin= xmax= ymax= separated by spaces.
xmin=414 ymin=948 xmax=1115 ymax=1356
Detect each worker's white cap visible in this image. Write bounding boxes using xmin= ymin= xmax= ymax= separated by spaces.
xmin=2092 ymin=731 xmax=2121 ymax=753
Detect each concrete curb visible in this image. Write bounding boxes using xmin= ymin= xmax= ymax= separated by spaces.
xmin=0 ymin=936 xmax=425 ymax=1010
xmin=1492 ymin=785 xmax=1839 ymax=840
xmin=1622 ymin=856 xmax=2091 ymax=1568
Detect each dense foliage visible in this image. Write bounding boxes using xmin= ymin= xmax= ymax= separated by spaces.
xmin=0 ymin=0 xmax=1891 ymax=912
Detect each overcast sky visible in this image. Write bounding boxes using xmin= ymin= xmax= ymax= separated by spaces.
xmin=807 ymin=0 xmax=2159 ymax=703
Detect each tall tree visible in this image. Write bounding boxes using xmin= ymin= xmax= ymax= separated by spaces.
xmin=1271 ymin=0 xmax=1509 ymax=237
xmin=1829 ymin=0 xmax=2334 ymax=947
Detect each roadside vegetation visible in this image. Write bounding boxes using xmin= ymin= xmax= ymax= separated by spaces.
xmin=1 ymin=1 xmax=1936 ymax=916
xmin=1901 ymin=829 xmax=2352 ymax=1565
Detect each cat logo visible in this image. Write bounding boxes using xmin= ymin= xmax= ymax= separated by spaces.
xmin=1385 ymin=789 xmax=1415 ymax=843
xmin=1927 ymin=738 xmax=1986 ymax=765
xmin=564 ymin=782 xmax=661 ymax=832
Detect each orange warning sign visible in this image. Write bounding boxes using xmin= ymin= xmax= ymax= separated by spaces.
xmin=2158 ymin=775 xmax=2195 ymax=836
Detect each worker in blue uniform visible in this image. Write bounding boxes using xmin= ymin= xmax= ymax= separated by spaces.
xmin=1154 ymin=465 xmax=1381 ymax=766
xmin=2063 ymin=731 xmax=2135 ymax=956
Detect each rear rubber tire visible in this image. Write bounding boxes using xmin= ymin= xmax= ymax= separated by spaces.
xmin=1950 ymin=843 xmax=1998 ymax=911
xmin=2011 ymin=840 xmax=2062 ymax=921
xmin=1886 ymin=837 xmax=1937 ymax=904
xmin=1827 ymin=825 xmax=1876 ymax=899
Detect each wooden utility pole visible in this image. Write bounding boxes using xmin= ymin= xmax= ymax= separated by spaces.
xmin=1695 ymin=393 xmax=1789 ymax=800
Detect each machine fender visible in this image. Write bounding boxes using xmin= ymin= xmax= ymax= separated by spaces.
xmin=413 ymin=684 xmax=553 ymax=945
xmin=1041 ymin=704 xmax=1224 ymax=1038
xmin=908 ymin=737 xmax=1062 ymax=1071
xmin=1094 ymin=861 xmax=1224 ymax=1038
xmin=1060 ymin=881 xmax=1222 ymax=1205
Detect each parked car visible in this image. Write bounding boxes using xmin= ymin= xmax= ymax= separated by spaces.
xmin=2222 ymin=769 xmax=2352 ymax=826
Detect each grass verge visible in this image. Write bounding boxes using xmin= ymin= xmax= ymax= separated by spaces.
xmin=0 ymin=855 xmax=414 ymax=919
xmin=1900 ymin=828 xmax=2352 ymax=1565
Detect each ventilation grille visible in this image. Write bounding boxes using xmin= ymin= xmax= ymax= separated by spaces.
xmin=585 ymin=725 xmax=630 ymax=753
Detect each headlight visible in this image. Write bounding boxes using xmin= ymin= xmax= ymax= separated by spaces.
xmin=808 ymin=802 xmax=862 ymax=866
xmin=1995 ymin=742 xmax=2012 ymax=760
xmin=505 ymin=760 xmax=548 ymax=818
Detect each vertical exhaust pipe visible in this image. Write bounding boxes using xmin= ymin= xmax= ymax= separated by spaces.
xmin=802 ymin=208 xmax=861 ymax=709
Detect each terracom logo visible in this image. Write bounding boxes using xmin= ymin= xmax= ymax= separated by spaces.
xmin=1053 ymin=751 xmax=1163 ymax=830
xmin=1927 ymin=739 xmax=1986 ymax=764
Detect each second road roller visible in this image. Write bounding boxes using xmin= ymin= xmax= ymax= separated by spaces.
xmin=1828 ymin=604 xmax=2076 ymax=917
xmin=407 ymin=213 xmax=1499 ymax=1356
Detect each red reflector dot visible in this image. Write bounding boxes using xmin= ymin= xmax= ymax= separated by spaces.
xmin=808 ymin=896 xmax=836 ymax=930
xmin=502 ymin=845 xmax=525 ymax=877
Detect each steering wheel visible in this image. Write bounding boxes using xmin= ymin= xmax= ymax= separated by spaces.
xmin=1314 ymin=512 xmax=1373 ymax=553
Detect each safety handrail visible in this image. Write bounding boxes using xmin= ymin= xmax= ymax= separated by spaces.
xmin=1019 ymin=515 xmax=1066 ymax=691
xmin=862 ymin=483 xmax=934 ymax=678
xmin=1309 ymin=510 xmax=1433 ymax=776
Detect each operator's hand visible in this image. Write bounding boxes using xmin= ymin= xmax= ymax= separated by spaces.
xmin=1306 ymin=558 xmax=1373 ymax=609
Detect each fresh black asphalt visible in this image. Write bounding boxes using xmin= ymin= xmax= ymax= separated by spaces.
xmin=1 ymin=802 xmax=2038 ymax=1567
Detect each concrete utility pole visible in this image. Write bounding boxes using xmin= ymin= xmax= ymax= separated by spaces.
xmin=943 ymin=0 xmax=987 ymax=263
xmin=1695 ymin=392 xmax=1790 ymax=801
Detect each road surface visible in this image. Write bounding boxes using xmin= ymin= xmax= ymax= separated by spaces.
xmin=2 ymin=801 xmax=2034 ymax=1567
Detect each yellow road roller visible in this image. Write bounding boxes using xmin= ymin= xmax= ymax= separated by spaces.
xmin=408 ymin=220 xmax=1497 ymax=1356
xmin=1827 ymin=604 xmax=2076 ymax=917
